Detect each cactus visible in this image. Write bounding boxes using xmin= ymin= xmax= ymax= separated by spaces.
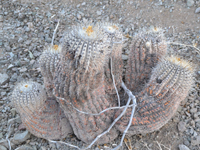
xmin=99 ymin=22 xmax=124 ymax=94
xmin=126 ymin=27 xmax=167 ymax=93
xmin=115 ymin=55 xmax=195 ymax=135
xmin=53 ymin=22 xmax=123 ymax=144
xmin=60 ymin=22 xmax=109 ymax=71
xmin=38 ymin=45 xmax=61 ymax=97
xmin=11 ymin=21 xmax=195 ymax=148
xmin=11 ymin=81 xmax=72 ymax=139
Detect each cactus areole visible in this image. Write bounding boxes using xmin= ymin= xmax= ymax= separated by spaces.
xmin=11 ymin=22 xmax=195 ymax=146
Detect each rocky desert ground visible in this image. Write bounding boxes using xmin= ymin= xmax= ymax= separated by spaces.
xmin=1 ymin=0 xmax=200 ymax=150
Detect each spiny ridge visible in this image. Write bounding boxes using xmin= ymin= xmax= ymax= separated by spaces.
xmin=55 ymin=82 xmax=119 ymax=144
xmin=20 ymin=98 xmax=72 ymax=140
xmin=125 ymin=28 xmax=167 ymax=92
xmin=11 ymin=81 xmax=72 ymax=139
xmin=11 ymin=81 xmax=47 ymax=112
xmin=115 ymin=55 xmax=195 ymax=135
xmin=38 ymin=45 xmax=61 ymax=96
xmin=98 ymin=22 xmax=124 ymax=94
xmin=61 ymin=21 xmax=110 ymax=71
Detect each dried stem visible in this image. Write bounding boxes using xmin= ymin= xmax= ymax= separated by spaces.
xmin=53 ymin=90 xmax=134 ymax=116
xmin=48 ymin=139 xmax=81 ymax=150
xmin=51 ymin=20 xmax=60 ymax=46
xmin=110 ymin=57 xmax=120 ymax=106
xmin=167 ymin=41 xmax=200 ymax=54
xmin=112 ymin=82 xmax=137 ymax=150
xmin=6 ymin=124 xmax=12 ymax=150
xmin=85 ymin=90 xmax=132 ymax=149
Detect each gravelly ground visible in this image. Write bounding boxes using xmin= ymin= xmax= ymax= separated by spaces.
xmin=1 ymin=0 xmax=200 ymax=150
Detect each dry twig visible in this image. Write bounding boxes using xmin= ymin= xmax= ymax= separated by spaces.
xmin=51 ymin=20 xmax=60 ymax=46
xmin=167 ymin=41 xmax=200 ymax=54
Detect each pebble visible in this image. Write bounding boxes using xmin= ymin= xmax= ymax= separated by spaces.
xmin=10 ymin=108 xmax=16 ymax=117
xmin=40 ymin=146 xmax=47 ymax=150
xmin=82 ymin=2 xmax=86 ymax=6
xmin=190 ymin=108 xmax=197 ymax=113
xmin=122 ymin=54 xmax=128 ymax=60
xmin=0 ymin=132 xmax=3 ymax=138
xmin=0 ymin=145 xmax=7 ymax=150
xmin=183 ymin=139 xmax=190 ymax=147
xmin=12 ymin=130 xmax=31 ymax=144
xmin=186 ymin=0 xmax=194 ymax=7
xmin=19 ymin=68 xmax=27 ymax=73
xmin=195 ymin=7 xmax=200 ymax=14
xmin=0 ymin=74 xmax=9 ymax=85
xmin=77 ymin=13 xmax=81 ymax=20
xmin=18 ymin=37 xmax=24 ymax=43
xmin=0 ymin=15 xmax=3 ymax=22
xmin=97 ymin=10 xmax=101 ymax=16
xmin=178 ymin=121 xmax=187 ymax=132
xmin=7 ymin=64 xmax=14 ymax=69
xmin=179 ymin=144 xmax=190 ymax=150
xmin=15 ymin=145 xmax=35 ymax=150
xmin=191 ymin=136 xmax=200 ymax=146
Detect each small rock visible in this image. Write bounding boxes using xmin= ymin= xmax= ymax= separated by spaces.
xmin=0 ymin=73 xmax=9 ymax=85
xmin=122 ymin=54 xmax=128 ymax=60
xmin=18 ymin=123 xmax=26 ymax=131
xmin=29 ymin=60 xmax=35 ymax=65
xmin=19 ymin=68 xmax=27 ymax=73
xmin=7 ymin=64 xmax=14 ymax=69
xmin=186 ymin=0 xmax=194 ymax=7
xmin=0 ymin=15 xmax=3 ymax=22
xmin=0 ymin=145 xmax=7 ymax=150
xmin=18 ymin=13 xmax=25 ymax=20
xmin=27 ymin=22 xmax=33 ymax=29
xmin=195 ymin=7 xmax=200 ymax=13
xmin=183 ymin=139 xmax=190 ymax=147
xmin=1 ymin=92 xmax=6 ymax=96
xmin=191 ymin=136 xmax=200 ymax=146
xmin=110 ymin=14 xmax=114 ymax=19
xmin=77 ymin=13 xmax=81 ymax=20
xmin=18 ymin=37 xmax=24 ymax=43
xmin=0 ymin=132 xmax=3 ymax=139
xmin=97 ymin=10 xmax=101 ymax=16
xmin=10 ymin=73 xmax=18 ymax=82
xmin=82 ymin=2 xmax=86 ymax=5
xmin=12 ymin=130 xmax=31 ymax=144
xmin=15 ymin=145 xmax=35 ymax=150
xmin=190 ymin=108 xmax=197 ymax=113
xmin=40 ymin=146 xmax=46 ymax=150
xmin=179 ymin=144 xmax=190 ymax=150
xmin=25 ymin=27 xmax=30 ymax=32
xmin=10 ymin=108 xmax=16 ymax=117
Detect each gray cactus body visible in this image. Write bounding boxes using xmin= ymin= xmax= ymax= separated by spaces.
xmin=115 ymin=56 xmax=195 ymax=135
xmin=53 ymin=22 xmax=123 ymax=144
xmin=126 ymin=28 xmax=167 ymax=93
xmin=11 ymin=81 xmax=72 ymax=139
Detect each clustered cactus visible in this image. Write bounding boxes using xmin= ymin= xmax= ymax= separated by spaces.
xmin=11 ymin=21 xmax=195 ymax=146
